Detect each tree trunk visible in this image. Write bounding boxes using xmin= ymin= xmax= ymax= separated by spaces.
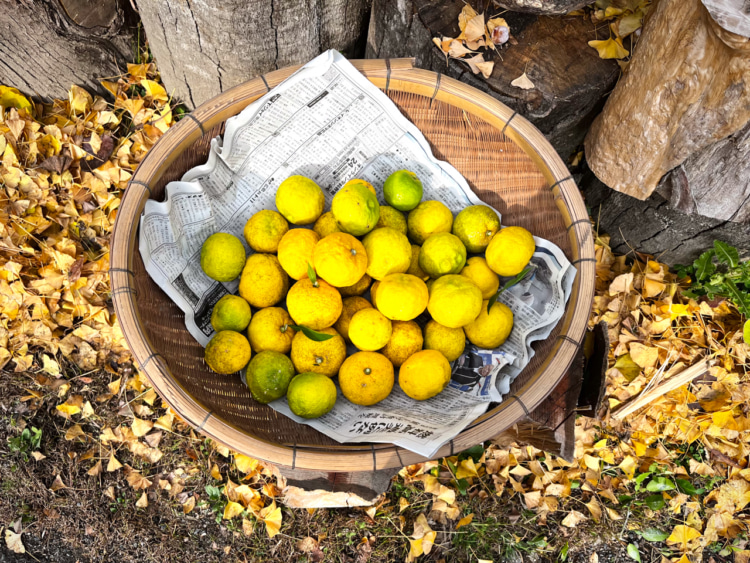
xmin=0 ymin=0 xmax=137 ymax=99
xmin=137 ymin=0 xmax=371 ymax=109
xmin=366 ymin=0 xmax=620 ymax=160
xmin=579 ymin=168 xmax=750 ymax=265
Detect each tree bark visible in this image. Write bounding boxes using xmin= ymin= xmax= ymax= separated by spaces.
xmin=584 ymin=0 xmax=750 ymax=200
xmin=580 ymin=168 xmax=750 ymax=265
xmin=367 ymin=0 xmax=620 ymax=160
xmin=493 ymin=0 xmax=589 ymax=15
xmin=657 ymin=120 xmax=750 ymax=224
xmin=0 ymin=0 xmax=137 ymax=99
xmin=137 ymin=0 xmax=371 ymax=109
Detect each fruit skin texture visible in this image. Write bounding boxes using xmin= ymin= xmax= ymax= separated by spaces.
xmin=275 ymin=176 xmax=325 ymax=225
xmin=247 ymin=307 xmax=294 ymax=354
xmin=452 ymin=205 xmax=501 ymax=254
xmin=277 ymin=228 xmax=320 ymax=280
xmin=313 ymin=211 xmax=341 ymax=238
xmin=423 ymin=320 xmax=466 ymax=362
xmin=362 ymin=227 xmax=411 ymax=280
xmin=419 ymin=232 xmax=467 ymax=278
xmin=331 ymin=180 xmax=380 ymax=236
xmin=370 ymin=281 xmax=380 ymax=309
xmin=407 ymin=200 xmax=453 ymax=245
xmin=380 ymin=320 xmax=423 ymax=367
xmin=287 ymin=372 xmax=338 ymax=418
xmin=461 ymin=257 xmax=500 ymax=300
xmin=485 ymin=226 xmax=536 ymax=277
xmin=406 ymin=244 xmax=429 ymax=281
xmin=245 ymin=351 xmax=295 ymax=404
xmin=339 ymin=273 xmax=372 ymax=297
xmin=374 ymin=273 xmax=429 ymax=321
xmin=427 ymin=274 xmax=483 ymax=328
xmin=464 ymin=301 xmax=514 ymax=349
xmin=200 ymin=233 xmax=246 ymax=282
xmin=244 ymin=210 xmax=289 ymax=253
xmin=338 ymin=352 xmax=394 ymax=406
xmin=211 ymin=295 xmax=252 ymax=332
xmin=383 ymin=170 xmax=423 ymax=212
xmin=375 ymin=206 xmax=408 ymax=235
xmin=239 ymin=254 xmax=289 ymax=308
xmin=335 ymin=296 xmax=373 ymax=343
xmin=291 ymin=327 xmax=346 ymax=377
xmin=286 ymin=278 xmax=343 ymax=330
xmin=349 ymin=308 xmax=392 ymax=351
xmin=399 ymin=350 xmax=452 ymax=401
xmin=313 ymin=232 xmax=368 ymax=287
xmin=205 ymin=331 xmax=252 ymax=374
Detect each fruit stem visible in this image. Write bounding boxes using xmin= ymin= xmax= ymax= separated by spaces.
xmin=351 ymin=249 xmax=357 ymax=256
xmin=315 ymin=356 xmax=323 ymax=365
xmin=486 ymin=230 xmax=494 ymax=237
xmin=364 ymin=368 xmax=371 ymax=375
xmin=280 ymin=324 xmax=288 ymax=333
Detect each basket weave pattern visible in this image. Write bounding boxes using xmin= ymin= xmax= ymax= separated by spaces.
xmin=111 ymin=60 xmax=594 ymax=471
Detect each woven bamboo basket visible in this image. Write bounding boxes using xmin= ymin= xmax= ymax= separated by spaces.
xmin=110 ymin=59 xmax=595 ymax=472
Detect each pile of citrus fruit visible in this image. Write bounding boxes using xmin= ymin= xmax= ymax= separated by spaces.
xmin=200 ymin=171 xmax=536 ymax=419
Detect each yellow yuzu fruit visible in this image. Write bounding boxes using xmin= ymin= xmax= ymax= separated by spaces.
xmin=338 ymin=352 xmax=394 ymax=406
xmin=245 ymin=351 xmax=295 ymax=404
xmin=375 ymin=205 xmax=407 ymax=235
xmin=362 ymin=227 xmax=411 ymax=280
xmin=423 ymin=320 xmax=466 ymax=362
xmin=380 ymin=320 xmax=423 ymax=367
xmin=460 ymin=257 xmax=500 ymax=300
xmin=427 ymin=274 xmax=482 ymax=328
xmin=485 ymin=226 xmax=535 ymax=277
xmin=334 ymin=296 xmax=373 ymax=343
xmin=313 ymin=211 xmax=341 ymax=238
xmin=277 ymin=228 xmax=320 ymax=280
xmin=331 ymin=179 xmax=380 ymax=236
xmin=244 ymin=210 xmax=289 ymax=253
xmin=398 ymin=350 xmax=451 ymax=401
xmin=407 ymin=200 xmax=453 ymax=245
xmin=275 ymin=176 xmax=324 ymax=225
xmin=291 ymin=327 xmax=346 ymax=377
xmin=373 ymin=273 xmax=428 ymax=321
xmin=452 ymin=205 xmax=501 ymax=253
xmin=339 ymin=272 xmax=372 ymax=297
xmin=239 ymin=254 xmax=289 ymax=308
xmin=247 ymin=307 xmax=294 ymax=354
xmin=286 ymin=278 xmax=342 ymax=330
xmin=210 ymin=294 xmax=252 ymax=332
xmin=463 ymin=301 xmax=514 ymax=349
xmin=418 ymin=232 xmax=467 ymax=278
xmin=349 ymin=308 xmax=392 ymax=351
xmin=200 ymin=232 xmax=246 ymax=282
xmin=287 ymin=372 xmax=337 ymax=418
xmin=312 ymin=232 xmax=367 ymax=287
xmin=204 ymin=331 xmax=252 ymax=374
xmin=370 ymin=281 xmax=380 ymax=308
xmin=406 ymin=244 xmax=429 ymax=280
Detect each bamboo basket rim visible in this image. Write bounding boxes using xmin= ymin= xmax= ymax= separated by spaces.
xmin=110 ymin=58 xmax=595 ymax=472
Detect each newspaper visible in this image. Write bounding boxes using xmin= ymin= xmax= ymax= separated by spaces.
xmin=138 ymin=50 xmax=576 ymax=458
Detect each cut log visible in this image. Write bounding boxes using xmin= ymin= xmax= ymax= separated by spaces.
xmin=657 ymin=120 xmax=750 ymax=223
xmin=493 ymin=0 xmax=589 ymax=15
xmin=579 ymin=168 xmax=750 ymax=265
xmin=367 ymin=0 xmax=620 ymax=160
xmin=137 ymin=0 xmax=371 ymax=108
xmin=585 ymin=0 xmax=750 ymax=200
xmin=0 ymin=0 xmax=137 ymax=99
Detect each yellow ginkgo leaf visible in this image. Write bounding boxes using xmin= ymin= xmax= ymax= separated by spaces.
xmin=588 ymin=37 xmax=630 ymax=60
xmin=666 ymin=525 xmax=702 ymax=551
xmin=456 ymin=458 xmax=479 ymax=479
xmin=223 ymin=500 xmax=244 ymax=520
xmin=261 ymin=503 xmax=282 ymax=538
xmin=235 ymin=454 xmax=259 ymax=475
xmin=456 ymin=513 xmax=474 ymax=529
xmin=140 ymin=79 xmax=168 ymax=103
xmin=131 ymin=417 xmax=153 ymax=437
xmin=0 ymin=86 xmax=32 ymax=112
xmin=69 ymin=85 xmax=92 ymax=114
